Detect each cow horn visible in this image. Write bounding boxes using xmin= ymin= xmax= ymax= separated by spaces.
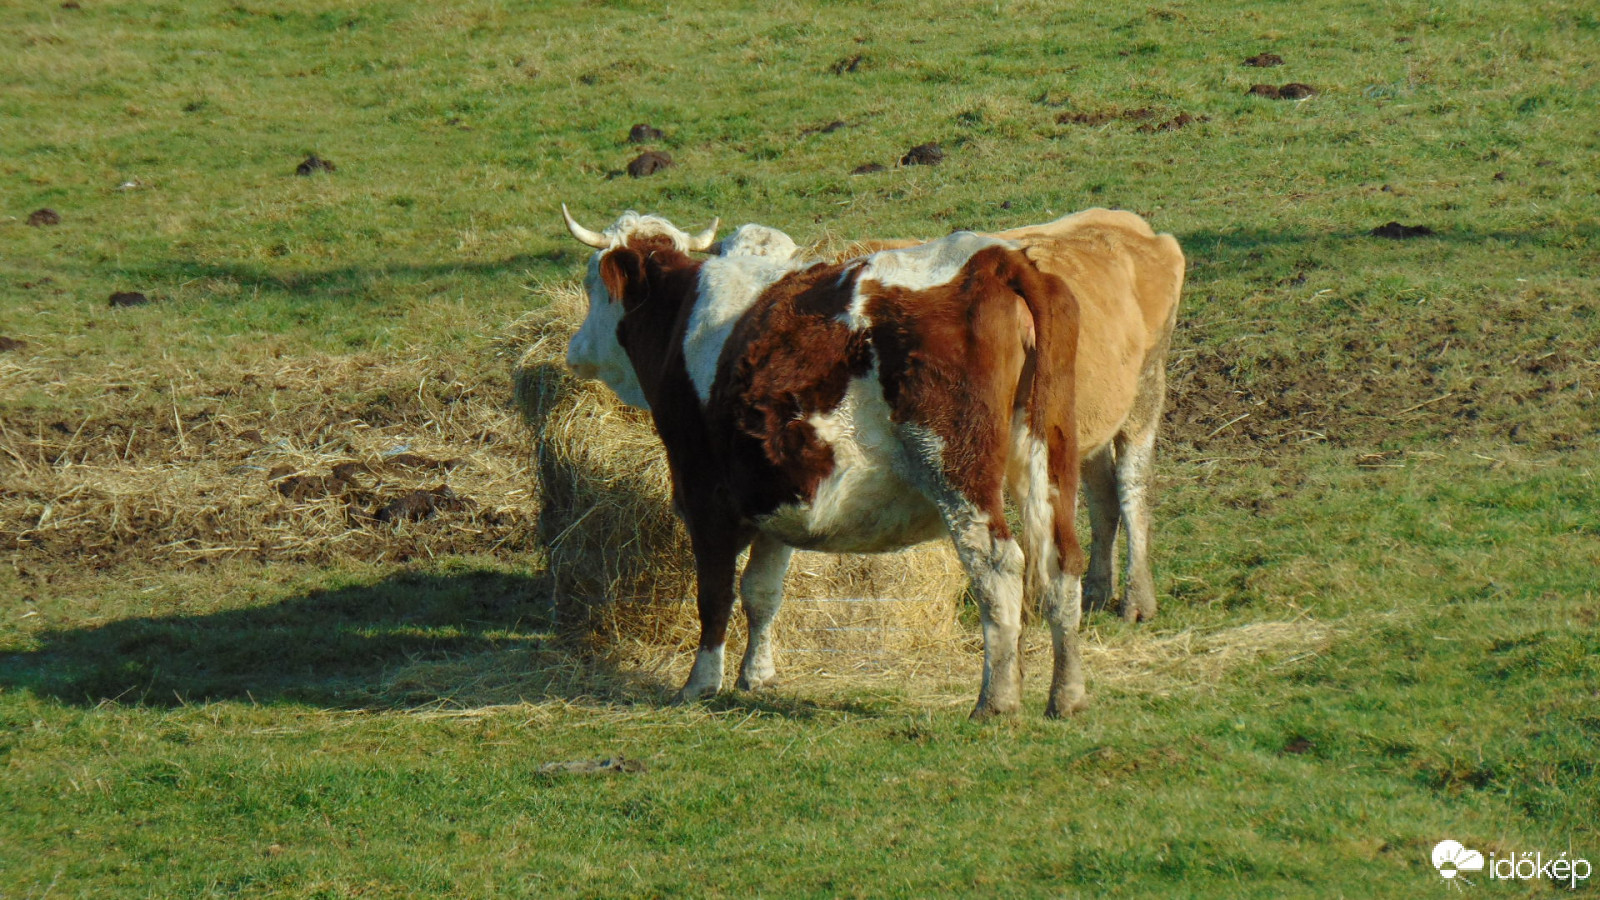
xmin=687 ymin=218 xmax=720 ymax=252
xmin=561 ymin=203 xmax=609 ymax=249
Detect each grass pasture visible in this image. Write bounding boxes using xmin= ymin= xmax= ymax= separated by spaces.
xmin=2 ymin=0 xmax=1599 ymax=896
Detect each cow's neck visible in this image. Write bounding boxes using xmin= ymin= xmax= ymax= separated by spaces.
xmin=616 ymin=250 xmax=702 ymax=413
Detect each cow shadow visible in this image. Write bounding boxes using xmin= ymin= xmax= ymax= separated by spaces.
xmin=0 ymin=567 xmax=671 ymax=710
xmin=0 ymin=566 xmax=881 ymax=718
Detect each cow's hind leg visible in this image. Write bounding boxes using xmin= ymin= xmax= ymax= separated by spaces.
xmin=1081 ymin=445 xmax=1120 ymax=613
xmin=1116 ymin=418 xmax=1159 ymax=623
xmin=949 ymin=505 xmax=1027 ymax=720
xmin=736 ymin=533 xmax=793 ymax=691
xmin=916 ymin=426 xmax=1024 ymax=720
xmin=1015 ymin=429 xmax=1088 ymax=718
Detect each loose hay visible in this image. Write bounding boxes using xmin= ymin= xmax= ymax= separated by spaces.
xmin=0 ymin=347 xmax=538 ymax=566
xmin=510 ymin=279 xmax=968 ymax=658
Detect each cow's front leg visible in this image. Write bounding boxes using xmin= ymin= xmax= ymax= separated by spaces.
xmin=736 ymin=532 xmax=793 ymax=692
xmin=673 ymin=530 xmax=745 ymax=704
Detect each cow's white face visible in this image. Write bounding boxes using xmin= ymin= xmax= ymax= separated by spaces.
xmin=568 ymin=251 xmax=649 ymax=409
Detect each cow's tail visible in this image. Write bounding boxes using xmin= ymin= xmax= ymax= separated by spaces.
xmin=1002 ymin=249 xmax=1089 ymax=716
xmin=1005 ymin=252 xmax=1084 ymax=591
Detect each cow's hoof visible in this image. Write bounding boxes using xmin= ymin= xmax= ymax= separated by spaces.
xmin=1044 ymin=690 xmax=1089 ymax=719
xmin=969 ymin=700 xmax=1021 ymax=721
xmin=735 ymin=671 xmax=775 ymax=692
xmin=1120 ymin=598 xmax=1156 ymax=623
xmin=1082 ymin=576 xmax=1115 ymax=612
xmin=670 ymin=685 xmax=718 ymax=705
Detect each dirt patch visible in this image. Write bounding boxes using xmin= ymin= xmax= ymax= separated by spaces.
xmin=800 ymin=119 xmax=848 ymax=137
xmin=1162 ymin=294 xmax=1598 ymax=453
xmin=385 ymin=452 xmax=461 ymax=472
xmin=27 ymin=208 xmax=61 ymax=227
xmin=900 ymin=143 xmax=943 ymax=166
xmin=1369 ymin=222 xmax=1436 ymax=239
xmin=375 ymin=486 xmax=474 ymax=523
xmin=1057 ymin=107 xmax=1157 ymax=126
xmin=0 ymin=336 xmax=26 ymax=352
xmin=108 ymin=291 xmax=151 ymax=308
xmin=1243 ymin=53 xmax=1284 ymax=67
xmin=627 ymin=123 xmax=663 ymax=143
xmin=295 ymin=154 xmax=336 ymax=176
xmin=850 ymin=162 xmax=886 ymax=175
xmin=627 ymin=151 xmax=672 ymax=178
xmin=0 ymin=349 xmax=537 ymax=568
xmin=1137 ymin=113 xmax=1206 ymax=133
xmin=831 ymin=54 xmax=864 ymax=75
xmin=1250 ymin=83 xmax=1317 ymax=99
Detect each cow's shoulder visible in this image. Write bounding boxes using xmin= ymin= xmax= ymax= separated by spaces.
xmin=682 ymin=253 xmax=801 ymax=403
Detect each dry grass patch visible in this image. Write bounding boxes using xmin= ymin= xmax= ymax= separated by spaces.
xmin=0 ymin=347 xmax=538 ymax=567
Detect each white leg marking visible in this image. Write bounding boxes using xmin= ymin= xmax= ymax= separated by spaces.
xmin=675 ymin=645 xmax=725 ymax=704
xmin=1015 ymin=427 xmax=1088 ymax=717
xmin=947 ymin=505 xmax=1025 ymax=719
xmin=737 ymin=534 xmax=793 ymax=691
xmin=1116 ymin=428 xmax=1158 ymax=622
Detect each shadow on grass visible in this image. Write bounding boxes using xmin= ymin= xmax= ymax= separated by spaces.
xmin=0 ymin=567 xmax=662 ymax=710
xmin=0 ymin=566 xmax=885 ymax=718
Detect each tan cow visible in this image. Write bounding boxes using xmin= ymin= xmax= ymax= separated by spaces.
xmin=725 ymin=210 xmax=1185 ymax=621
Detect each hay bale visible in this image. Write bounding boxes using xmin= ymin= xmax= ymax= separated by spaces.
xmin=511 ymin=281 xmax=968 ymax=656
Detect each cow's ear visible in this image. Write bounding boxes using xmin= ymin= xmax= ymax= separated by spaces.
xmin=599 ymin=248 xmax=646 ymax=308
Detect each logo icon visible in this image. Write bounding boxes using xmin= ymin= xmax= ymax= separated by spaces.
xmin=1433 ymin=840 xmax=1485 ymax=882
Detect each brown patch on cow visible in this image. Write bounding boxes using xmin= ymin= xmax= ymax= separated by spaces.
xmin=863 ymin=245 xmax=1078 ymax=563
xmin=295 ymin=154 xmax=336 ymax=176
xmin=108 ymin=291 xmax=151 ymax=308
xmin=627 ymin=123 xmax=664 ymax=143
xmin=850 ymin=162 xmax=886 ymax=175
xmin=900 ymin=143 xmax=944 ymax=167
xmin=627 ymin=151 xmax=672 ymax=178
xmin=1136 ymin=113 xmax=1206 ymax=133
xmin=1244 ymin=53 xmax=1285 ymax=67
xmin=831 ymin=54 xmax=864 ymax=75
xmin=374 ymin=485 xmax=473 ymax=523
xmin=1056 ymin=107 xmax=1158 ymax=126
xmin=1369 ymin=222 xmax=1435 ymax=239
xmin=27 ymin=208 xmax=61 ymax=227
xmin=712 ymin=261 xmax=873 ymax=512
xmin=0 ymin=336 xmax=27 ymax=352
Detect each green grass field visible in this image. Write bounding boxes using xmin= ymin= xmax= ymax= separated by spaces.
xmin=3 ymin=0 xmax=1598 ymax=896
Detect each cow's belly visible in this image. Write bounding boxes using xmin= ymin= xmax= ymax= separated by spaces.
xmin=753 ymin=376 xmax=947 ymax=553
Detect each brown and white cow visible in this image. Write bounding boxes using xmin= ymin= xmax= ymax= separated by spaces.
xmin=562 ymin=206 xmax=1088 ymax=718
xmin=713 ymin=211 xmax=1185 ymax=622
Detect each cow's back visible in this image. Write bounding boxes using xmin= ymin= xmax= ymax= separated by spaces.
xmin=996 ymin=209 xmax=1184 ymax=452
